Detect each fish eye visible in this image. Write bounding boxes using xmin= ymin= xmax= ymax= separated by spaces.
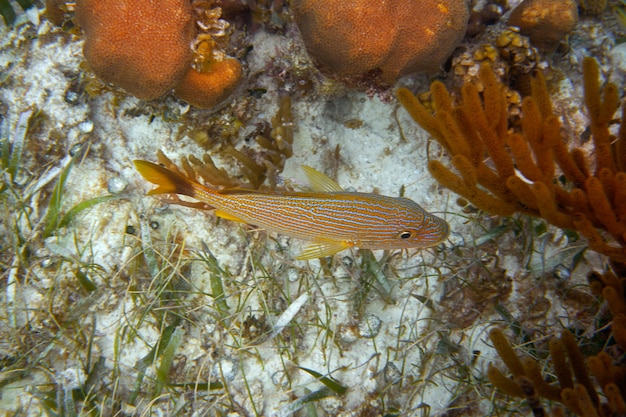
xmin=399 ymin=231 xmax=412 ymax=239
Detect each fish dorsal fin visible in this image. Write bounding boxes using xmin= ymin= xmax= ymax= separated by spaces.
xmin=301 ymin=165 xmax=344 ymax=192
xmin=295 ymin=241 xmax=349 ymax=260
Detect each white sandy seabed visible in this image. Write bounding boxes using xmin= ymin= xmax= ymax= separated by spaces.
xmin=0 ymin=5 xmax=624 ymax=416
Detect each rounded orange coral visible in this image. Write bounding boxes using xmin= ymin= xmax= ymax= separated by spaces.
xmin=175 ymin=58 xmax=243 ymax=109
xmin=75 ymin=0 xmax=195 ymax=100
xmin=291 ymin=0 xmax=469 ymax=86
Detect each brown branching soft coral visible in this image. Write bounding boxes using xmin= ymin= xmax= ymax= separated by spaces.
xmin=488 ymin=263 xmax=626 ymax=416
xmin=488 ymin=328 xmax=606 ymax=416
xmin=588 ymin=267 xmax=626 ymax=392
xmin=397 ymin=58 xmax=626 ymax=262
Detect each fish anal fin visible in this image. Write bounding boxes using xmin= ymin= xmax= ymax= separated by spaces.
xmin=214 ymin=209 xmax=246 ymax=223
xmin=295 ymin=241 xmax=349 ymax=260
xmin=301 ymin=165 xmax=344 ymax=192
xmin=160 ymin=198 xmax=213 ymax=211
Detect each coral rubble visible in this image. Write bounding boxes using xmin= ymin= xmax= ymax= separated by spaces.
xmin=291 ymin=0 xmax=469 ymax=86
xmin=397 ymin=58 xmax=626 ymax=262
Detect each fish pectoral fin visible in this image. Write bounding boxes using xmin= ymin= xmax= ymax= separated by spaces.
xmin=214 ymin=210 xmax=246 ymax=223
xmin=295 ymin=241 xmax=350 ymax=260
xmin=301 ymin=165 xmax=344 ymax=192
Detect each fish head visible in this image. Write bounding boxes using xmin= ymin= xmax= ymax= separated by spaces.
xmin=393 ymin=212 xmax=449 ymax=248
xmin=387 ymin=198 xmax=450 ymax=249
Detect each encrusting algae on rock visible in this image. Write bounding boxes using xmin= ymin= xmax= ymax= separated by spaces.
xmin=134 ymin=157 xmax=449 ymax=260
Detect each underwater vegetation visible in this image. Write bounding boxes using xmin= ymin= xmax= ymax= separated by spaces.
xmin=0 ymin=106 xmax=452 ymax=415
xmin=125 ymin=91 xmax=295 ymax=206
xmin=218 ymin=94 xmax=295 ymax=189
xmin=397 ymin=57 xmax=626 ymax=262
xmin=0 ymin=0 xmax=33 ymax=26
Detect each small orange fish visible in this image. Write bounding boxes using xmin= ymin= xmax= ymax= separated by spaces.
xmin=134 ymin=160 xmax=449 ymax=259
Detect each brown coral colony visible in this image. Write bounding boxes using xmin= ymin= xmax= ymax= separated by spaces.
xmin=508 ymin=0 xmax=578 ymax=52
xmin=74 ymin=0 xmax=243 ymax=108
xmin=175 ymin=58 xmax=242 ymax=109
xmin=398 ymin=59 xmax=626 ymax=262
xmin=71 ymin=0 xmax=472 ymax=104
xmin=291 ymin=0 xmax=469 ymax=86
xmin=487 ymin=266 xmax=626 ymax=415
xmin=75 ymin=0 xmax=195 ymax=101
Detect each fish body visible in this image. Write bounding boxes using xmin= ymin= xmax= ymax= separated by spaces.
xmin=134 ymin=160 xmax=449 ymax=259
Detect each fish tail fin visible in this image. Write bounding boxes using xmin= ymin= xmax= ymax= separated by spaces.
xmin=134 ymin=160 xmax=197 ymax=197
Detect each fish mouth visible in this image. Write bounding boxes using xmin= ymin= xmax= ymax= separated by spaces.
xmin=416 ymin=216 xmax=450 ymax=247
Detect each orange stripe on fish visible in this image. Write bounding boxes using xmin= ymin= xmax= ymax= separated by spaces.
xmin=134 ymin=160 xmax=449 ymax=260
